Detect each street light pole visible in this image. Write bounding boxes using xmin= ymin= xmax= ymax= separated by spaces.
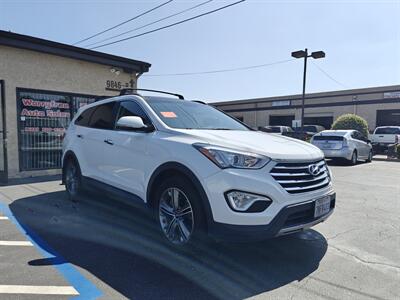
xmin=291 ymin=48 xmax=325 ymax=138
xmin=301 ymin=48 xmax=308 ymax=133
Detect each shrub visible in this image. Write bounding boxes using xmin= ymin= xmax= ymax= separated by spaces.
xmin=331 ymin=114 xmax=369 ymax=137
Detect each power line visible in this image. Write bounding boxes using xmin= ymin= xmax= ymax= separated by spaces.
xmin=84 ymin=0 xmax=214 ymax=48
xmin=73 ymin=0 xmax=174 ymax=45
xmin=311 ymin=62 xmax=348 ymax=88
xmin=143 ymin=59 xmax=295 ymax=77
xmin=90 ymin=0 xmax=246 ymax=50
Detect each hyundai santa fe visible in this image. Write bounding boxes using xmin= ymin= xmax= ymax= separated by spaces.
xmin=62 ymin=89 xmax=335 ymax=246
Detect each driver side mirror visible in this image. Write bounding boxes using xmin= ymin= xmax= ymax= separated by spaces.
xmin=116 ymin=116 xmax=154 ymax=132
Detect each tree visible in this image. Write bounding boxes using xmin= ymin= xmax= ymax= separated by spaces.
xmin=331 ymin=114 xmax=369 ymax=137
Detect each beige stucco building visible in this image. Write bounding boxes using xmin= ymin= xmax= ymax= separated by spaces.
xmin=214 ymin=85 xmax=400 ymax=132
xmin=0 ymin=30 xmax=150 ymax=181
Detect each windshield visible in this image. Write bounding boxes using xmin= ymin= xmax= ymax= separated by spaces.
xmin=147 ymin=99 xmax=249 ymax=130
xmin=375 ymin=127 xmax=400 ymax=134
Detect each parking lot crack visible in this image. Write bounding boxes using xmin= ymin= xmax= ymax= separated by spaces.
xmin=329 ymin=244 xmax=400 ymax=271
xmin=327 ymin=228 xmax=360 ymax=241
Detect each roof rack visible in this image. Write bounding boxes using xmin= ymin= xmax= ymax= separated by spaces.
xmin=119 ymin=88 xmax=184 ymax=100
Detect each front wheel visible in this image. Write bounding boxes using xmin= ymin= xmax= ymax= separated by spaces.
xmin=156 ymin=177 xmax=205 ymax=246
xmin=366 ymin=150 xmax=373 ymax=163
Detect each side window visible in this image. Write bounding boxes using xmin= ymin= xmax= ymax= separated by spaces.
xmin=116 ymin=101 xmax=152 ymax=126
xmin=358 ymin=132 xmax=367 ymax=142
xmin=88 ymin=102 xmax=116 ymax=130
xmin=75 ymin=107 xmax=95 ymax=127
xmin=353 ymin=131 xmax=365 ymax=141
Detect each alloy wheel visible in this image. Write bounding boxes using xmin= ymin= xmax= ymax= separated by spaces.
xmin=352 ymin=152 xmax=357 ymax=165
xmin=65 ymin=163 xmax=78 ymax=196
xmin=159 ymin=187 xmax=194 ymax=245
xmin=368 ymin=151 xmax=372 ymax=162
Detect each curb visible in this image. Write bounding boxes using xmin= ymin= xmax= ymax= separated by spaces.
xmin=372 ymin=157 xmax=400 ymax=163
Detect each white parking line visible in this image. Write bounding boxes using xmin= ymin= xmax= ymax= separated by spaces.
xmin=0 ymin=241 xmax=33 ymax=246
xmin=0 ymin=216 xmax=8 ymax=220
xmin=0 ymin=285 xmax=79 ymax=295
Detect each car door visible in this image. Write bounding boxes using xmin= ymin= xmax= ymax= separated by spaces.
xmin=83 ymin=101 xmax=118 ymax=184
xmin=359 ymin=131 xmax=372 ymax=157
xmin=73 ymin=106 xmax=96 ymax=177
xmin=353 ymin=131 xmax=369 ymax=158
xmin=102 ymin=100 xmax=156 ymax=200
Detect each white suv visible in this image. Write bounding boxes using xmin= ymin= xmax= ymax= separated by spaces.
xmin=62 ymin=90 xmax=335 ymax=246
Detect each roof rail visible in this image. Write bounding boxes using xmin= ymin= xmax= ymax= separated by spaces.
xmin=119 ymin=88 xmax=184 ymax=100
xmin=193 ymin=100 xmax=207 ymax=104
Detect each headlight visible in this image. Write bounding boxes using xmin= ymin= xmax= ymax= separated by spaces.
xmin=193 ymin=143 xmax=270 ymax=169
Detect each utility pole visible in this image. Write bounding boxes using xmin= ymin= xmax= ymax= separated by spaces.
xmin=300 ymin=48 xmax=308 ymax=133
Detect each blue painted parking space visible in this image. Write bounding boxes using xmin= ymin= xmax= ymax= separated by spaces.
xmin=0 ymin=201 xmax=102 ymax=299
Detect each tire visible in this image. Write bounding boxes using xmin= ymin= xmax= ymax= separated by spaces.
xmin=64 ymin=158 xmax=83 ymax=202
xmin=366 ymin=150 xmax=373 ymax=163
xmin=349 ymin=151 xmax=358 ymax=165
xmin=155 ymin=176 xmax=205 ymax=246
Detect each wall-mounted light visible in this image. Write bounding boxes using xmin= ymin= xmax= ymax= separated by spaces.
xmin=110 ymin=67 xmax=121 ymax=76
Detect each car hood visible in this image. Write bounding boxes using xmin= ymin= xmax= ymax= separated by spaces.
xmin=174 ymin=129 xmax=324 ymax=161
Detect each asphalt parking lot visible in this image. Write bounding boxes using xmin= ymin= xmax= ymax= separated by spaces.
xmin=0 ymin=160 xmax=399 ymax=300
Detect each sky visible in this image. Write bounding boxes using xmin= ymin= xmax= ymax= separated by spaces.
xmin=1 ymin=0 xmax=399 ymax=102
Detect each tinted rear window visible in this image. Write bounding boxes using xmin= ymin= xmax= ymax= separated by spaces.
xmin=75 ymin=107 xmax=95 ymax=127
xmin=375 ymin=127 xmax=400 ymax=134
xmin=313 ymin=136 xmax=344 ymax=141
xmin=88 ymin=102 xmax=116 ymax=130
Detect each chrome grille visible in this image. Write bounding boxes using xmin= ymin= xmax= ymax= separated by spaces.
xmin=270 ymin=160 xmax=330 ymax=194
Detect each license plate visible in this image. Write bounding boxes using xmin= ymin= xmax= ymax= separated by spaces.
xmin=314 ymin=196 xmax=331 ymax=218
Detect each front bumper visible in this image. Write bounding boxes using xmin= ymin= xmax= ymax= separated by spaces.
xmin=208 ymin=193 xmax=335 ymax=242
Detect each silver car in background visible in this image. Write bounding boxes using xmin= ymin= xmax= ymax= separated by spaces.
xmin=311 ymin=130 xmax=373 ymax=165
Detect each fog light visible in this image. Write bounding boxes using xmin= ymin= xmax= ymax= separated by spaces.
xmin=225 ymin=191 xmax=271 ymax=212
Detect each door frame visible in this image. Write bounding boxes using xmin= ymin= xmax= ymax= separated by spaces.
xmin=0 ymin=80 xmax=8 ymax=183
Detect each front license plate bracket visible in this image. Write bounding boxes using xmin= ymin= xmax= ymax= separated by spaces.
xmin=314 ymin=196 xmax=331 ymax=218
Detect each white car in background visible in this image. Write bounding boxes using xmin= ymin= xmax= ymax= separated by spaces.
xmin=370 ymin=126 xmax=400 ymax=152
xmin=311 ymin=130 xmax=373 ymax=165
xmin=62 ymin=89 xmax=335 ymax=246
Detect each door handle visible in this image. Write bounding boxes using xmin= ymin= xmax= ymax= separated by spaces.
xmin=104 ymin=139 xmax=114 ymax=145
xmin=77 ymin=134 xmax=84 ymax=139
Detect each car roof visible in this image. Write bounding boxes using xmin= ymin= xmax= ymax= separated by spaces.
xmin=316 ymin=130 xmax=353 ymax=136
xmin=75 ymin=94 xmax=207 ymax=117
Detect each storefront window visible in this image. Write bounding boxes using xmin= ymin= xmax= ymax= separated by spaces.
xmin=72 ymin=96 xmax=96 ymax=114
xmin=17 ymin=89 xmax=96 ymax=171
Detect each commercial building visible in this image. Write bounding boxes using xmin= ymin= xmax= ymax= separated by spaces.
xmin=0 ymin=30 xmax=150 ymax=182
xmin=214 ymin=85 xmax=400 ymax=131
